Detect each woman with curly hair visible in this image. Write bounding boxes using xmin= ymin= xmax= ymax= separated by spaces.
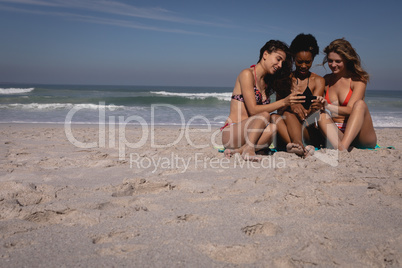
xmin=318 ymin=38 xmax=377 ymax=151
xmin=275 ymin=33 xmax=325 ymax=156
xmin=221 ymin=40 xmax=304 ymax=161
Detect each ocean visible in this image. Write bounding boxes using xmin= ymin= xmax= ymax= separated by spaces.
xmin=1 ymin=84 xmax=401 ymax=128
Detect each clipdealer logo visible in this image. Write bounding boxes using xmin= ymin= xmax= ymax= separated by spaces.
xmin=63 ymin=102 xmax=339 ymax=168
xmin=64 ymin=103 xmax=223 ymax=160
xmin=129 ymin=152 xmax=286 ymax=173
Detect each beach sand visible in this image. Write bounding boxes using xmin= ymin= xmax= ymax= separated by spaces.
xmin=0 ymin=123 xmax=401 ymax=267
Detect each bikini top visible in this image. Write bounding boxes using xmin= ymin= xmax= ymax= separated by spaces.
xmin=304 ymin=77 xmax=312 ymax=97
xmin=296 ymin=76 xmax=313 ymax=110
xmin=295 ymin=75 xmax=310 ymax=90
xmin=325 ymin=81 xmax=353 ymax=106
xmin=231 ymin=65 xmax=270 ymax=105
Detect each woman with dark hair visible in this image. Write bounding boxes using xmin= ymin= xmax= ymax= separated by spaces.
xmin=221 ymin=40 xmax=304 ymax=161
xmin=318 ymin=38 xmax=377 ymax=150
xmin=275 ymin=33 xmax=325 ymax=156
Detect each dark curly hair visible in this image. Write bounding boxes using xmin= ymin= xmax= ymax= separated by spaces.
xmin=258 ymin=40 xmax=292 ymax=99
xmin=290 ymin=33 xmax=319 ymax=58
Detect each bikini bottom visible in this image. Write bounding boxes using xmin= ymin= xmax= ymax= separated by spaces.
xmin=335 ymin=122 xmax=347 ymax=133
xmin=220 ymin=122 xmax=236 ymax=131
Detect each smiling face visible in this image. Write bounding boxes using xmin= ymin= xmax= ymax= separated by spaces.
xmin=327 ymin=52 xmax=346 ymax=75
xmin=263 ymin=50 xmax=286 ymax=74
xmin=295 ymin=51 xmax=313 ymax=77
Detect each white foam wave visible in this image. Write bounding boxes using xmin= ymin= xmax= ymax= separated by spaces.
xmin=150 ymin=91 xmax=232 ymax=101
xmin=0 ymin=103 xmax=126 ymax=110
xmin=0 ymin=88 xmax=35 ymax=94
xmin=372 ymin=115 xmax=402 ymax=128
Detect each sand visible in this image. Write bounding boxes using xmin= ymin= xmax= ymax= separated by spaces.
xmin=0 ymin=123 xmax=401 ymax=267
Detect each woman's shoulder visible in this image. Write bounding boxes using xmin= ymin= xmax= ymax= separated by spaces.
xmin=238 ymin=67 xmax=255 ymax=84
xmin=310 ymin=72 xmax=325 ymax=82
xmin=238 ymin=67 xmax=254 ymax=78
xmin=350 ymin=75 xmax=367 ymax=85
xmin=234 ymin=67 xmax=256 ymax=94
xmin=310 ymin=72 xmax=322 ymax=78
xmin=350 ymin=77 xmax=367 ymax=91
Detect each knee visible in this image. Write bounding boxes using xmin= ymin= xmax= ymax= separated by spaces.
xmin=259 ymin=111 xmax=270 ymax=119
xmin=352 ymin=100 xmax=368 ymax=111
xmin=319 ymin=111 xmax=331 ymax=121
xmin=266 ymin=122 xmax=277 ymax=133
xmin=271 ymin=114 xmax=283 ymax=124
xmin=255 ymin=111 xmax=270 ymax=122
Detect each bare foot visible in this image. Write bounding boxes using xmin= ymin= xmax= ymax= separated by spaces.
xmin=241 ymin=146 xmax=261 ymax=162
xmin=242 ymin=153 xmax=262 ymax=162
xmin=338 ymin=141 xmax=350 ymax=151
xmin=224 ymin=148 xmax=240 ymax=158
xmin=304 ymin=145 xmax=315 ymax=157
xmin=286 ymin=143 xmax=304 ymax=156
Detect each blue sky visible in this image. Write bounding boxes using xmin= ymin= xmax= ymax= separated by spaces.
xmin=0 ymin=0 xmax=401 ymax=90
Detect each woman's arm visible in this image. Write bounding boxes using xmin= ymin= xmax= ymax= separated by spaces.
xmin=239 ymin=70 xmax=304 ymax=115
xmin=313 ymin=75 xmax=325 ymax=97
xmin=307 ymin=74 xmax=325 ymax=115
xmin=326 ymin=80 xmax=366 ymax=116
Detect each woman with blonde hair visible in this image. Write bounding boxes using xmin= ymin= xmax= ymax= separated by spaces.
xmin=318 ymin=38 xmax=377 ymax=151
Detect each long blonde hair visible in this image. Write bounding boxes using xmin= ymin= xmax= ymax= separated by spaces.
xmin=323 ymin=38 xmax=369 ymax=83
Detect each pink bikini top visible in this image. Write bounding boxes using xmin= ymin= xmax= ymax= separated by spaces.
xmin=231 ymin=65 xmax=270 ymax=105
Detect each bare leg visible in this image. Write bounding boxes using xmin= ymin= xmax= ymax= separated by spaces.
xmin=283 ymin=111 xmax=303 ymax=146
xmin=271 ymin=114 xmax=291 ymax=144
xmin=222 ymin=112 xmax=271 ymax=161
xmin=241 ymin=115 xmax=277 ymax=161
xmin=255 ymin=123 xmax=277 ymax=148
xmin=318 ymin=112 xmax=347 ymax=151
xmin=281 ymin=111 xmax=317 ymax=156
xmin=301 ymin=113 xmax=325 ymax=156
xmin=341 ymin=100 xmax=377 ymax=149
xmin=271 ymin=113 xmax=305 ymax=156
xmin=224 ymin=123 xmax=276 ymax=161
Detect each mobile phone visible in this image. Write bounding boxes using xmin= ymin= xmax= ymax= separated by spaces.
xmin=297 ymin=94 xmax=317 ymax=109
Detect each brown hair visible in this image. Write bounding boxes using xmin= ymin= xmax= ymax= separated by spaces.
xmin=323 ymin=38 xmax=369 ymax=83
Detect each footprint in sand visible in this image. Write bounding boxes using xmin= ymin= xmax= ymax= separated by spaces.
xmin=91 ymin=230 xmax=140 ymax=244
xmin=176 ymin=214 xmax=199 ymax=222
xmin=92 ymin=230 xmax=146 ymax=257
xmin=199 ymin=244 xmax=258 ymax=264
xmin=0 ymin=181 xmax=55 ymax=220
xmin=96 ymin=244 xmax=148 ymax=257
xmin=163 ymin=213 xmax=204 ymax=225
xmin=24 ymin=208 xmax=100 ymax=226
xmin=241 ymin=222 xmax=282 ymax=237
xmin=3 ymin=238 xmax=35 ymax=250
xmin=110 ymin=178 xmax=173 ymax=197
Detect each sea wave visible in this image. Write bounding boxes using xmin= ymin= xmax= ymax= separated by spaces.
xmin=0 ymin=103 xmax=128 ymax=110
xmin=371 ymin=115 xmax=402 ymax=128
xmin=150 ymin=91 xmax=232 ymax=101
xmin=0 ymin=88 xmax=35 ymax=94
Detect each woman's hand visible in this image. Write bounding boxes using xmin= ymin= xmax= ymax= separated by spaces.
xmin=284 ymin=92 xmax=305 ymax=106
xmin=290 ymin=103 xmax=307 ymax=121
xmin=315 ymin=96 xmax=327 ymax=111
xmin=310 ymin=96 xmax=326 ymax=112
